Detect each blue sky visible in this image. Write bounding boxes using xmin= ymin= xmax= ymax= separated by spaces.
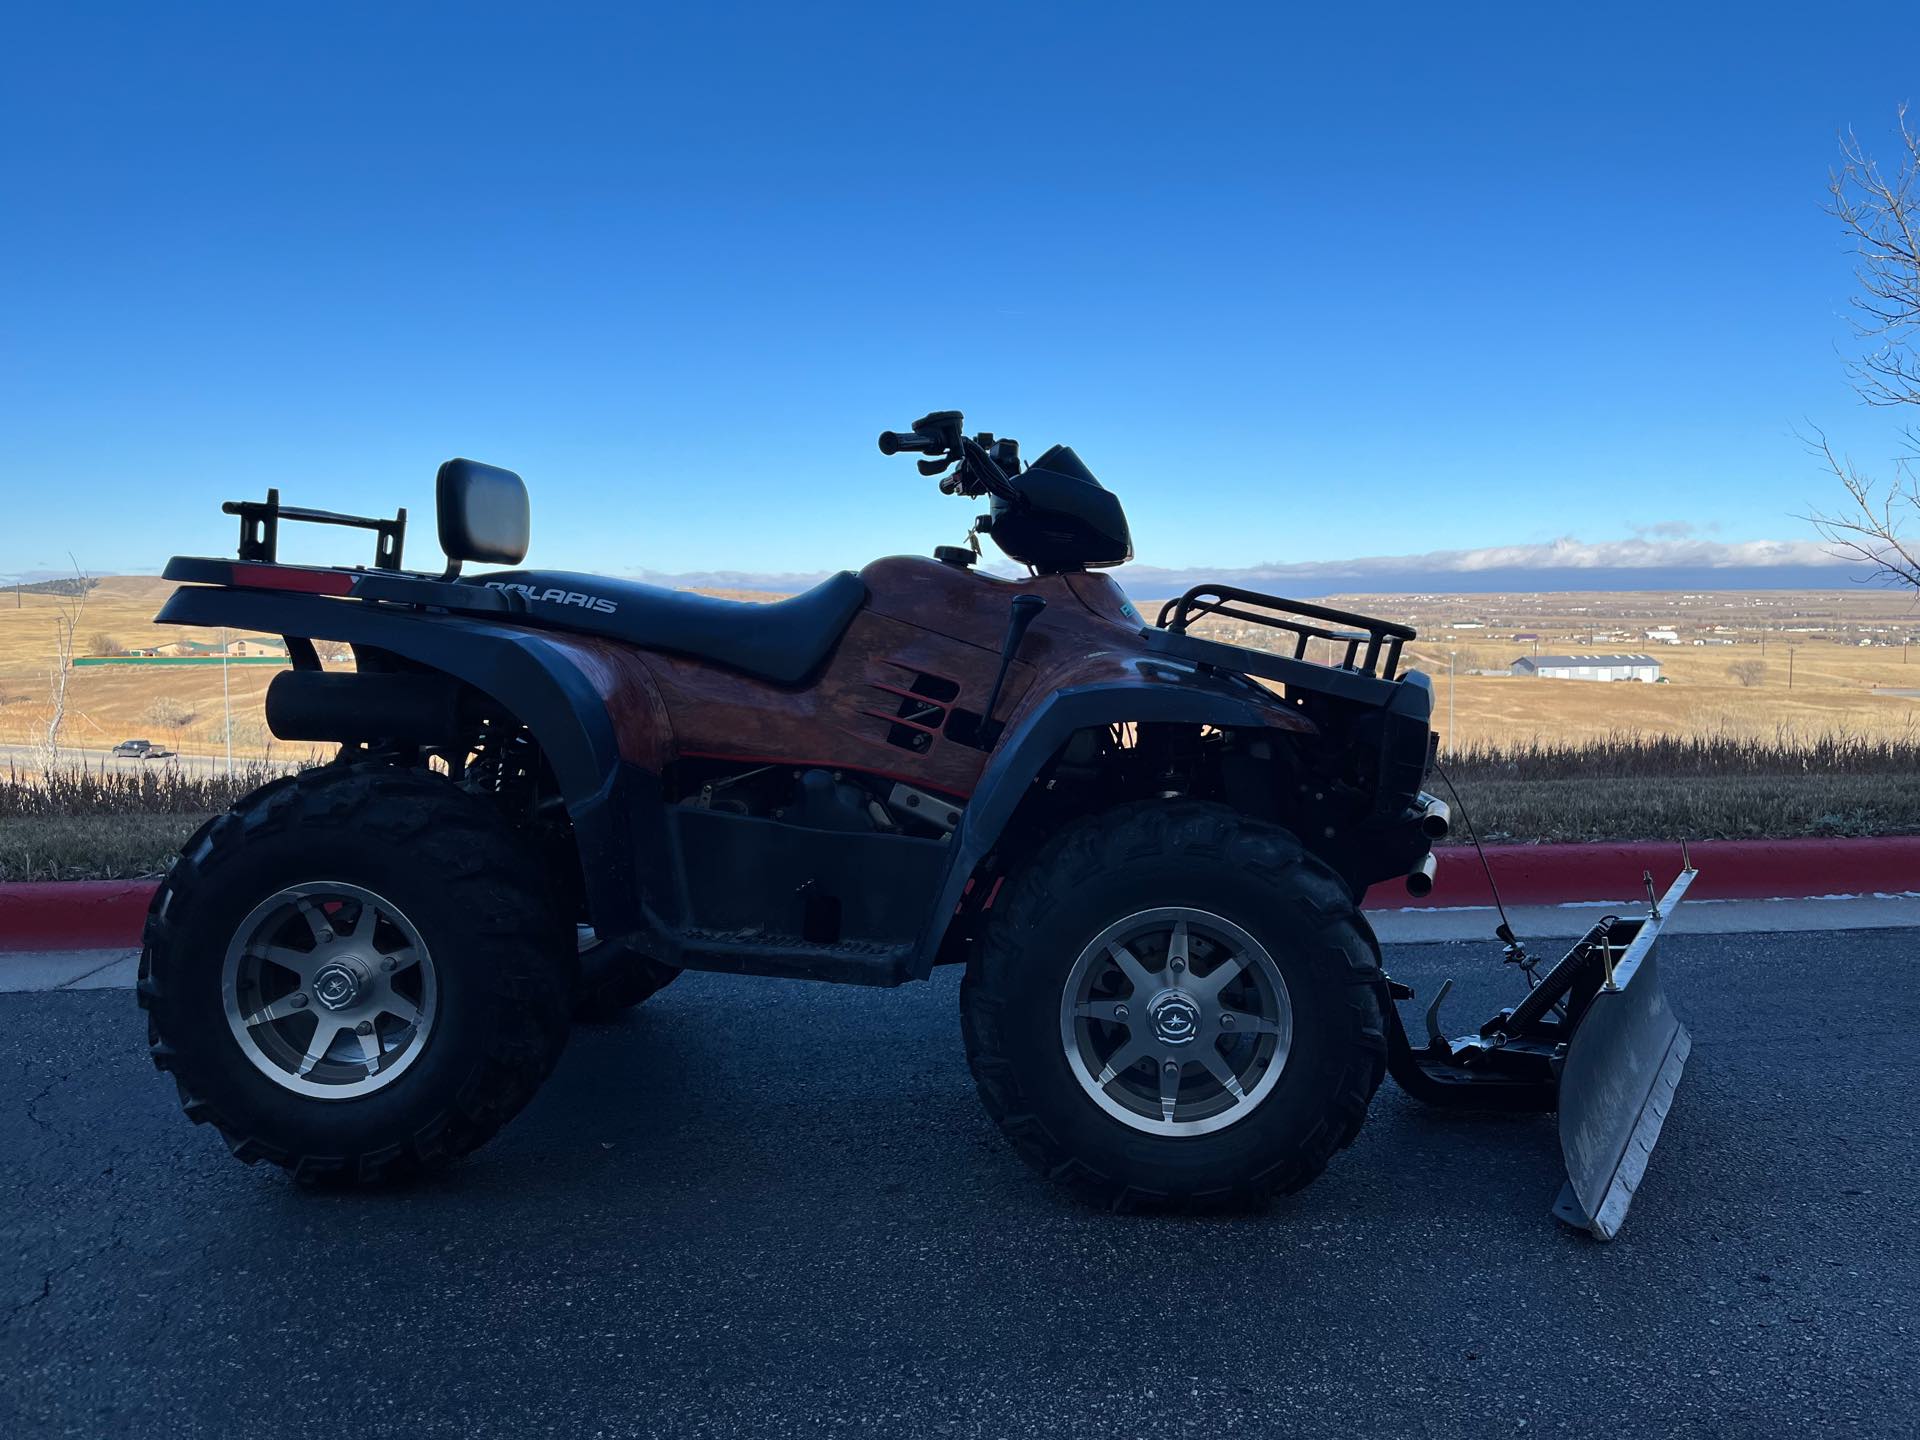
xmin=0 ymin=3 xmax=1912 ymax=583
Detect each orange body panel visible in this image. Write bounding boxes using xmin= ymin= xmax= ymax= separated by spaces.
xmin=545 ymin=554 xmax=1302 ymax=796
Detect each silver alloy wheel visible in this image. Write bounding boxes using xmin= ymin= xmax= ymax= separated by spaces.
xmin=221 ymin=881 xmax=437 ymax=1099
xmin=1059 ymin=907 xmax=1293 ymax=1136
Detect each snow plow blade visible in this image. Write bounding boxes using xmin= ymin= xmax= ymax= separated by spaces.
xmin=1550 ymin=870 xmax=1693 ymax=1239
xmin=1384 ymin=862 xmax=1696 ymax=1242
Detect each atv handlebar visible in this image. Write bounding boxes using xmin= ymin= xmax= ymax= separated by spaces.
xmin=878 ymin=411 xmax=1024 ymax=505
xmin=877 ymin=430 xmax=943 ymax=456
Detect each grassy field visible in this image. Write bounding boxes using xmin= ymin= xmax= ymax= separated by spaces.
xmin=1188 ymin=586 xmax=1920 ymax=749
xmin=7 ymin=579 xmax=1920 ymax=759
xmin=0 ymin=576 xmax=299 ymax=759
xmin=3 ymin=578 xmax=1918 ymax=877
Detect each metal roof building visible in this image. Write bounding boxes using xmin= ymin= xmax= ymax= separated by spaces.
xmin=1510 ymin=654 xmax=1662 ymax=682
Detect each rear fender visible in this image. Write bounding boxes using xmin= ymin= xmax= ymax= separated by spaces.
xmin=909 ymin=664 xmax=1312 ymax=978
xmin=153 ymin=585 xmax=644 ymax=936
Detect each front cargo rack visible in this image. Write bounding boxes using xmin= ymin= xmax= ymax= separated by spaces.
xmin=1156 ymin=585 xmax=1416 ymax=680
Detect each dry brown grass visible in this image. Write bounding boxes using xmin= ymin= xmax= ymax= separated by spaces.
xmin=0 ymin=575 xmax=301 ymax=758
xmin=0 ymin=813 xmax=212 ymax=882
xmin=1433 ymin=731 xmax=1920 ymax=844
xmin=0 ymin=759 xmax=299 ymax=880
xmin=1416 ymin=646 xmax=1920 ymax=750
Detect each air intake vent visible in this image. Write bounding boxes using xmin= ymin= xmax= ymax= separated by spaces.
xmin=862 ymin=667 xmax=961 ymax=753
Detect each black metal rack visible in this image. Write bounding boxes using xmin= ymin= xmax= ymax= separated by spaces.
xmin=223 ymin=488 xmax=408 ymax=571
xmin=1156 ymin=584 xmax=1415 ymax=681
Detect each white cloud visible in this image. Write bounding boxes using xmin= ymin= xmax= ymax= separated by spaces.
xmin=1394 ymin=535 xmax=1836 ymax=575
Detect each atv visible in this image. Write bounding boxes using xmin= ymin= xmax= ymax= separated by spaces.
xmin=141 ymin=411 xmax=1691 ymax=1234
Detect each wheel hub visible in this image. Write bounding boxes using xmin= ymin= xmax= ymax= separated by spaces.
xmin=1059 ymin=907 xmax=1294 ymax=1137
xmin=311 ymin=955 xmax=371 ymax=1011
xmin=221 ymin=881 xmax=437 ymax=1100
xmin=1145 ymin=988 xmax=1201 ymax=1045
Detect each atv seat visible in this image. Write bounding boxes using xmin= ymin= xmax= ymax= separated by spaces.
xmin=475 ymin=569 xmax=869 ymax=685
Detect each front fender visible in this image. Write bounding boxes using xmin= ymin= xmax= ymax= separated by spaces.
xmin=908 ymin=660 xmax=1313 ymax=977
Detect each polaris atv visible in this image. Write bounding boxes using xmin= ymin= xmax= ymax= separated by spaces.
xmin=141 ymin=411 xmax=1692 ymax=1234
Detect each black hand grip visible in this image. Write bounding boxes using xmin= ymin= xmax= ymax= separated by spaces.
xmin=879 ymin=430 xmax=941 ymax=455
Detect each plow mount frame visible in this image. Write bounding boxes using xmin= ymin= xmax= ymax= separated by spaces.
xmin=1384 ymin=864 xmax=1697 ymax=1240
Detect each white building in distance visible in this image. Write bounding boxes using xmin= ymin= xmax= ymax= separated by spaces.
xmin=1510 ymin=653 xmax=1663 ymax=682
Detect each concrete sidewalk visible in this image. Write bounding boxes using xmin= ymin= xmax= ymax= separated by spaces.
xmin=1368 ymin=892 xmax=1920 ymax=942
xmin=0 ymin=948 xmax=140 ymax=993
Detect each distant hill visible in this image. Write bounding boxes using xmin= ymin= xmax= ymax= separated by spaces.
xmin=1 ymin=577 xmax=100 ymax=599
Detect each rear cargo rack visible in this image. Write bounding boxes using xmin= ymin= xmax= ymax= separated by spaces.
xmin=223 ymin=488 xmax=409 ymax=572
xmin=1156 ymin=585 xmax=1416 ymax=681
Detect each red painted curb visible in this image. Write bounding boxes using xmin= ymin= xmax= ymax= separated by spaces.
xmin=1 ymin=837 xmax=1916 ymax=950
xmin=0 ymin=881 xmax=157 ymax=951
xmin=1382 ymin=837 xmax=1920 ymax=909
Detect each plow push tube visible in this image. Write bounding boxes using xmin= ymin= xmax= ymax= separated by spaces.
xmin=1551 ymin=865 xmax=1695 ymax=1240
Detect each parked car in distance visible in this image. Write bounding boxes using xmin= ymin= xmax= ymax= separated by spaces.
xmin=111 ymin=739 xmax=173 ymax=760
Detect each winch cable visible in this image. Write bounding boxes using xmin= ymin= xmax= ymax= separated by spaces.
xmin=1434 ymin=760 xmax=1550 ymax=995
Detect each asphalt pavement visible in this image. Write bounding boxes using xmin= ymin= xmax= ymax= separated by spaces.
xmin=2 ymin=929 xmax=1914 ymax=1438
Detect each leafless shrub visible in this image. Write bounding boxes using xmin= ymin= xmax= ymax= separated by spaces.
xmin=143 ymin=697 xmax=197 ymax=748
xmin=1727 ymin=660 xmax=1767 ymax=687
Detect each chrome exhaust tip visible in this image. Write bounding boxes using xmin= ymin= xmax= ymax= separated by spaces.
xmin=1405 ymin=852 xmax=1437 ymax=898
xmin=1418 ymin=793 xmax=1452 ymax=840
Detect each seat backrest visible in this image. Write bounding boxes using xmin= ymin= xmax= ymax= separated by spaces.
xmin=437 ymin=458 xmax=529 ymax=565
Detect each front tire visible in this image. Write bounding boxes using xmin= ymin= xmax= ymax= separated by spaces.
xmin=960 ymin=802 xmax=1387 ymax=1211
xmin=139 ymin=765 xmax=575 ymax=1186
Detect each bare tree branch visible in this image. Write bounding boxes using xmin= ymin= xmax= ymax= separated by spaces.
xmin=35 ymin=556 xmax=92 ymax=771
xmin=1828 ymin=106 xmax=1920 ymax=408
xmin=1814 ymin=109 xmax=1920 ymax=591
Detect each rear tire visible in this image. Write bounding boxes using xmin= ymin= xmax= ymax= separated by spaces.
xmin=139 ymin=764 xmax=575 ymax=1186
xmin=960 ymin=801 xmax=1387 ymax=1211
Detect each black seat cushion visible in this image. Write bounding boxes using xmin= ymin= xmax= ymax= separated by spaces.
xmin=474 ymin=570 xmax=869 ymax=686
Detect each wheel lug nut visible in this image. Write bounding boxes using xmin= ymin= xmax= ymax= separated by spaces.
xmin=1114 ymin=1005 xmax=1129 ymax=1020
xmin=1164 ymin=1061 xmax=1178 ymax=1074
xmin=1221 ymin=1014 xmax=1235 ymax=1028
xmin=381 ymin=957 xmax=397 ymax=972
xmin=1170 ymin=959 xmax=1185 ymax=973
xmin=290 ymin=993 xmax=308 ymax=1009
xmin=355 ymin=1020 xmax=374 ymax=1035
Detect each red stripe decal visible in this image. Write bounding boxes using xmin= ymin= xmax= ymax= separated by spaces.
xmin=230 ymin=565 xmax=356 ymax=596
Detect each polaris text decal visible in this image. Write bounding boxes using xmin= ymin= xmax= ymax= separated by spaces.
xmin=485 ymin=581 xmax=618 ymax=614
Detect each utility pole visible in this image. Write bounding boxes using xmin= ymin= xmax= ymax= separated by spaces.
xmin=1788 ymin=645 xmax=1795 ymax=690
xmin=1447 ymin=651 xmax=1457 ymax=756
xmin=221 ymin=626 xmax=233 ymax=777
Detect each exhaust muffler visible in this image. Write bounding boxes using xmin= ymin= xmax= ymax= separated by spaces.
xmin=265 ymin=670 xmax=469 ymax=746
